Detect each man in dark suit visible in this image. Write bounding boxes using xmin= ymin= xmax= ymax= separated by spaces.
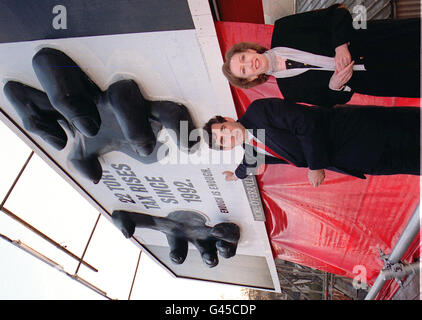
xmin=272 ymin=4 xmax=420 ymax=106
xmin=203 ymin=98 xmax=420 ymax=186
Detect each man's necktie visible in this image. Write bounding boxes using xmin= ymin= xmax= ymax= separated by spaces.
xmin=285 ymin=59 xmax=320 ymax=69
xmin=249 ymin=137 xmax=295 ymax=166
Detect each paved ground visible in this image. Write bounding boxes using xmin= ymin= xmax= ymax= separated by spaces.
xmin=392 ymin=272 xmax=420 ymax=300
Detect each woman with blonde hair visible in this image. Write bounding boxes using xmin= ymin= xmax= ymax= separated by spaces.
xmin=222 ymin=4 xmax=420 ymax=107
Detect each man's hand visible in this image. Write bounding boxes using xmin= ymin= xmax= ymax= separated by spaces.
xmin=223 ymin=171 xmax=238 ymax=181
xmin=329 ymin=61 xmax=354 ymax=90
xmin=334 ymin=43 xmax=351 ymax=72
xmin=308 ymin=169 xmax=325 ymax=187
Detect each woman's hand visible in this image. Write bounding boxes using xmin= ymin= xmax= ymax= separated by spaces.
xmin=329 ymin=61 xmax=354 ymax=90
xmin=308 ymin=169 xmax=325 ymax=187
xmin=334 ymin=43 xmax=351 ymax=72
xmin=223 ymin=171 xmax=238 ymax=181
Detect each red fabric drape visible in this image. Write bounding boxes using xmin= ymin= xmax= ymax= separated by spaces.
xmin=215 ymin=21 xmax=420 ymax=299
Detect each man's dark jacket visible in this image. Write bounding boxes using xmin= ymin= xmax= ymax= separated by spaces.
xmin=271 ymin=4 xmax=420 ymax=107
xmin=235 ymin=99 xmax=420 ymax=179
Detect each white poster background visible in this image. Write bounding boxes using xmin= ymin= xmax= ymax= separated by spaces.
xmin=0 ymin=1 xmax=280 ymax=291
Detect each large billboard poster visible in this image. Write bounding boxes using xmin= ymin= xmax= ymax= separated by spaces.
xmin=0 ymin=0 xmax=280 ymax=291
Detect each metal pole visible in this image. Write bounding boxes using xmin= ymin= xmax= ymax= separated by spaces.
xmin=329 ymin=273 xmax=334 ymax=300
xmin=364 ymin=204 xmax=420 ymax=300
xmin=0 ymin=150 xmax=98 ymax=273
xmin=128 ymin=250 xmax=142 ymax=300
xmin=380 ymin=262 xmax=420 ymax=281
xmin=322 ymin=272 xmax=331 ymax=300
xmin=0 ymin=233 xmax=111 ymax=300
xmin=1 ymin=206 xmax=98 ymax=273
xmin=74 ymin=213 xmax=101 ymax=275
xmin=278 ymin=271 xmax=311 ymax=300
xmin=0 ymin=151 xmax=33 ymax=209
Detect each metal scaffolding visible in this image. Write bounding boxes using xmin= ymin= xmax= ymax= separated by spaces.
xmin=365 ymin=205 xmax=420 ymax=300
